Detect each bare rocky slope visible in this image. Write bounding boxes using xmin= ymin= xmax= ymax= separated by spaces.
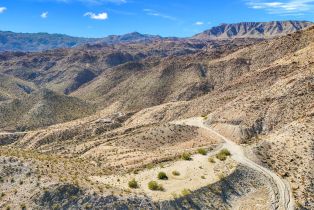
xmin=0 ymin=22 xmax=313 ymax=209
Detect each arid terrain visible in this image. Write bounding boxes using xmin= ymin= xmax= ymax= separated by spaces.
xmin=0 ymin=21 xmax=313 ymax=210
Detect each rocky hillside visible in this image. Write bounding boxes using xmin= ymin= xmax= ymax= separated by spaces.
xmin=194 ymin=20 xmax=313 ymax=39
xmin=0 ymin=22 xmax=313 ymax=209
xmin=0 ymin=89 xmax=95 ymax=130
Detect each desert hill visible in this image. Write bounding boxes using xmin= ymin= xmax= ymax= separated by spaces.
xmin=0 ymin=89 xmax=95 ymax=130
xmin=0 ymin=22 xmax=313 ymax=209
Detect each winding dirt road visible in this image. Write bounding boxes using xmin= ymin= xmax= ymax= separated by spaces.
xmin=175 ymin=117 xmax=294 ymax=210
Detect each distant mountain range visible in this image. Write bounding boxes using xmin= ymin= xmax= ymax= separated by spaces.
xmin=193 ymin=20 xmax=313 ymax=40
xmin=0 ymin=20 xmax=312 ymax=52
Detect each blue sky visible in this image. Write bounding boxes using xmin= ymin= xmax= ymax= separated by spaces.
xmin=0 ymin=0 xmax=313 ymax=38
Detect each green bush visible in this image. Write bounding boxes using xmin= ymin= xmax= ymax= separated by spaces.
xmin=197 ymin=148 xmax=207 ymax=155
xmin=181 ymin=188 xmax=191 ymax=196
xmin=181 ymin=152 xmax=191 ymax=160
xmin=148 ymin=181 xmax=164 ymax=191
xmin=216 ymin=149 xmax=231 ymax=161
xmin=128 ymin=178 xmax=138 ymax=189
xmin=157 ymin=172 xmax=168 ymax=180
xmin=172 ymin=171 xmax=180 ymax=176
xmin=221 ymin=149 xmax=231 ymax=156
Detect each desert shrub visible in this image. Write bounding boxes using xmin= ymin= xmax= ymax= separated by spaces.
xmin=146 ymin=163 xmax=154 ymax=169
xmin=221 ymin=149 xmax=231 ymax=156
xmin=158 ymin=172 xmax=168 ymax=180
xmin=148 ymin=181 xmax=164 ymax=191
xmin=216 ymin=149 xmax=231 ymax=161
xmin=201 ymin=176 xmax=205 ymax=179
xmin=208 ymin=157 xmax=216 ymax=163
xmin=197 ymin=148 xmax=207 ymax=155
xmin=128 ymin=178 xmax=138 ymax=189
xmin=172 ymin=171 xmax=180 ymax=176
xmin=181 ymin=188 xmax=191 ymax=196
xmin=181 ymin=152 xmax=191 ymax=160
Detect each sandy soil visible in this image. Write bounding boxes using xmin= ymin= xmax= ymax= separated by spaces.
xmin=91 ymin=150 xmax=237 ymax=201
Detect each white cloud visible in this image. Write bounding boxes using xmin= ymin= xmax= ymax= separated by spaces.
xmin=246 ymin=0 xmax=314 ymax=15
xmin=41 ymin=11 xmax=48 ymax=18
xmin=84 ymin=12 xmax=108 ymax=20
xmin=195 ymin=21 xmax=204 ymax=26
xmin=143 ymin=9 xmax=176 ymax=21
xmin=0 ymin=7 xmax=7 ymax=13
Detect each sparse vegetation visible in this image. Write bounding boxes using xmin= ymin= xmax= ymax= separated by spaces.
xmin=216 ymin=149 xmax=231 ymax=161
xmin=208 ymin=157 xmax=216 ymax=163
xmin=146 ymin=163 xmax=154 ymax=169
xmin=197 ymin=148 xmax=207 ymax=155
xmin=181 ymin=188 xmax=191 ymax=196
xmin=128 ymin=178 xmax=139 ymax=189
xmin=158 ymin=172 xmax=168 ymax=180
xmin=172 ymin=170 xmax=180 ymax=176
xmin=181 ymin=152 xmax=191 ymax=160
xmin=148 ymin=181 xmax=164 ymax=191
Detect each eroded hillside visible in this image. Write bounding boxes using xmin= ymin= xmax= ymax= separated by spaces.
xmin=0 ymin=23 xmax=313 ymax=210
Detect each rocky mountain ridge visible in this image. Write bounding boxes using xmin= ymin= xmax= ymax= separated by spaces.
xmin=193 ymin=20 xmax=313 ymax=39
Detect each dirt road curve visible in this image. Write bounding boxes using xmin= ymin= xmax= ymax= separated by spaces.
xmin=176 ymin=117 xmax=294 ymax=210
